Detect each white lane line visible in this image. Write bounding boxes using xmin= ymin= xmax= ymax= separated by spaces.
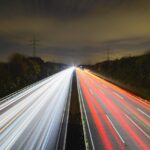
xmin=106 ymin=115 xmax=125 ymax=144
xmin=113 ymin=92 xmax=124 ymax=99
xmin=137 ymin=108 xmax=150 ymax=119
xmin=102 ymin=84 xmax=107 ymax=88
xmin=78 ymin=85 xmax=95 ymax=150
xmin=125 ymin=114 xmax=150 ymax=140
xmin=90 ymin=89 xmax=94 ymax=95
xmin=100 ymin=90 xmax=105 ymax=94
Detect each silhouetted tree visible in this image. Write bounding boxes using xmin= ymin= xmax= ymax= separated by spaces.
xmin=0 ymin=53 xmax=69 ymax=99
xmin=91 ymin=53 xmax=150 ymax=99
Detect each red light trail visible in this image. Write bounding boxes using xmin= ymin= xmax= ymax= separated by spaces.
xmin=77 ymin=68 xmax=150 ymax=150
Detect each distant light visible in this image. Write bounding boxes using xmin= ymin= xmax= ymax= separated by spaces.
xmin=71 ymin=64 xmax=76 ymax=70
xmin=71 ymin=66 xmax=76 ymax=70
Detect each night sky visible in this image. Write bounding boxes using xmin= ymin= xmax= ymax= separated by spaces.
xmin=0 ymin=0 xmax=150 ymax=64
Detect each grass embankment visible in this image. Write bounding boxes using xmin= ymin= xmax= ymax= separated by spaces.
xmin=91 ymin=53 xmax=150 ymax=100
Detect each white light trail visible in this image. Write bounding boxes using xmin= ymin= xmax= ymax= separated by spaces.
xmin=0 ymin=67 xmax=74 ymax=150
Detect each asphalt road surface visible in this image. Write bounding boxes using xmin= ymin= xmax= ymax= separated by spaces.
xmin=0 ymin=67 xmax=74 ymax=150
xmin=77 ymin=68 xmax=150 ymax=150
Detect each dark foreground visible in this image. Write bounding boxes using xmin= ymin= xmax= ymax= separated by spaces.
xmin=66 ymin=71 xmax=85 ymax=150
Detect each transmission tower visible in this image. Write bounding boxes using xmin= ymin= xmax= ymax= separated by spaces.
xmin=30 ymin=36 xmax=39 ymax=57
xmin=107 ymin=49 xmax=110 ymax=61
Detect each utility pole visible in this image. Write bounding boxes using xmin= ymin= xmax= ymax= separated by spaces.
xmin=33 ymin=36 xmax=37 ymax=57
xmin=107 ymin=49 xmax=110 ymax=61
xmin=30 ymin=36 xmax=39 ymax=57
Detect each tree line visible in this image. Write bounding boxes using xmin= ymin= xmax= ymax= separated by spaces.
xmin=0 ymin=53 xmax=69 ymax=99
xmin=90 ymin=52 xmax=150 ymax=100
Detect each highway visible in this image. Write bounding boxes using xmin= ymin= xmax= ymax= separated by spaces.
xmin=77 ymin=68 xmax=150 ymax=150
xmin=0 ymin=67 xmax=74 ymax=150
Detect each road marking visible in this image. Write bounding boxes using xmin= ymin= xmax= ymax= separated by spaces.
xmin=102 ymin=84 xmax=107 ymax=88
xmin=137 ymin=108 xmax=150 ymax=119
xmin=78 ymin=83 xmax=96 ymax=150
xmin=113 ymin=92 xmax=123 ymax=99
xmin=99 ymin=90 xmax=105 ymax=95
xmin=90 ymin=89 xmax=94 ymax=95
xmin=125 ymin=114 xmax=150 ymax=140
xmin=106 ymin=115 xmax=125 ymax=144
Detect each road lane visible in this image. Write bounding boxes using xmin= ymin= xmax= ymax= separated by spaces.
xmin=77 ymin=68 xmax=150 ymax=150
xmin=0 ymin=67 xmax=74 ymax=150
xmin=86 ymin=71 xmax=150 ymax=132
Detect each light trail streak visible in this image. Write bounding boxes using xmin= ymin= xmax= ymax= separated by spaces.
xmin=137 ymin=108 xmax=150 ymax=119
xmin=77 ymin=68 xmax=150 ymax=150
xmin=85 ymin=70 xmax=150 ymax=127
xmin=85 ymin=70 xmax=150 ymax=110
xmin=113 ymin=92 xmax=124 ymax=99
xmin=0 ymin=67 xmax=74 ymax=150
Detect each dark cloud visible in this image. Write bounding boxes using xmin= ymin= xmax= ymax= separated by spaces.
xmin=0 ymin=0 xmax=150 ymax=64
xmin=0 ymin=0 xmax=98 ymax=18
